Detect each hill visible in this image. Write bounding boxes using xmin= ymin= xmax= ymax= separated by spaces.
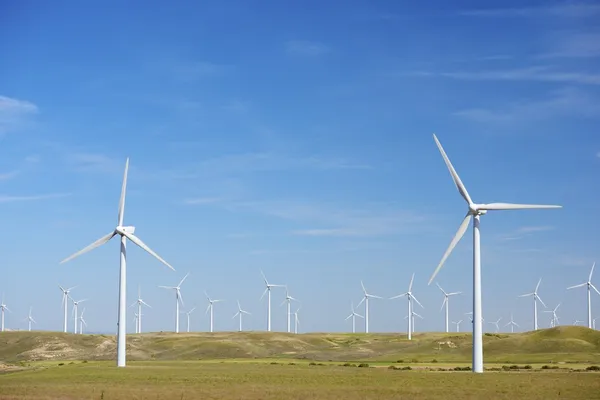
xmin=0 ymin=326 xmax=599 ymax=364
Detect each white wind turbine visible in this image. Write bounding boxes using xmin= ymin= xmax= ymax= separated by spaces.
xmin=504 ymin=313 xmax=519 ymax=333
xmin=79 ymin=308 xmax=87 ymax=334
xmin=159 ymin=273 xmax=189 ymax=333
xmin=232 ymin=300 xmax=251 ymax=332
xmin=404 ymin=310 xmax=423 ymax=333
xmin=345 ymin=301 xmax=364 ymax=333
xmin=427 ymin=133 xmax=561 ymax=373
xmin=259 ymin=270 xmax=285 ymax=332
xmin=488 ymin=317 xmax=502 ymax=333
xmin=0 ymin=295 xmax=11 ymax=332
xmin=184 ymin=307 xmax=196 ymax=333
xmin=60 ymin=158 xmax=175 ymax=368
xmin=544 ymin=303 xmax=560 ymax=328
xmin=437 ymin=283 xmax=462 ymax=333
xmin=452 ymin=319 xmax=462 ymax=332
xmin=390 ymin=273 xmax=423 ymax=340
xmin=132 ymin=312 xmax=140 ymax=334
xmin=280 ymin=286 xmax=298 ymax=333
xmin=293 ymin=307 xmax=301 ymax=334
xmin=25 ymin=307 xmax=36 ymax=332
xmin=205 ymin=291 xmax=224 ymax=333
xmin=130 ymin=286 xmax=151 ymax=334
xmin=593 ymin=317 xmax=597 ymax=330
xmin=518 ymin=278 xmax=546 ymax=330
xmin=357 ymin=281 xmax=382 ymax=333
xmin=59 ymin=285 xmax=76 ymax=333
xmin=567 ymin=262 xmax=600 ymax=329
xmin=573 ymin=319 xmax=583 ymax=326
xmin=70 ymin=297 xmax=87 ymax=334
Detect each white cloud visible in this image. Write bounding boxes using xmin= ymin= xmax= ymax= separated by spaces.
xmin=0 ymin=193 xmax=71 ymax=203
xmin=285 ymin=40 xmax=330 ymax=57
xmin=0 ymin=95 xmax=38 ymax=133
xmin=460 ymin=4 xmax=600 ymax=18
xmin=66 ymin=153 xmax=122 ymax=174
xmin=183 ymin=197 xmax=222 ymax=205
xmin=498 ymin=225 xmax=555 ymax=241
xmin=537 ymin=32 xmax=600 ymax=59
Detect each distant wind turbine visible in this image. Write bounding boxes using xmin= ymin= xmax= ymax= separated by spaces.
xmin=504 ymin=313 xmax=519 ymax=333
xmin=427 ymin=133 xmax=561 ymax=373
xmin=280 ymin=286 xmax=298 ymax=333
xmin=544 ymin=303 xmax=561 ymax=328
xmin=159 ymin=273 xmax=189 ymax=333
xmin=293 ymin=307 xmax=301 ymax=334
xmin=488 ymin=317 xmax=502 ymax=333
xmin=0 ymin=294 xmax=11 ymax=332
xmin=437 ymin=282 xmax=461 ymax=333
xmin=259 ymin=270 xmax=285 ymax=332
xmin=79 ymin=308 xmax=87 ymax=334
xmin=357 ymin=281 xmax=382 ymax=334
xmin=390 ymin=273 xmax=423 ymax=340
xmin=205 ymin=291 xmax=224 ymax=333
xmin=452 ymin=319 xmax=462 ymax=332
xmin=518 ymin=278 xmax=546 ymax=330
xmin=345 ymin=301 xmax=364 ymax=333
xmin=184 ymin=307 xmax=196 ymax=333
xmin=593 ymin=317 xmax=598 ymax=330
xmin=25 ymin=307 xmax=36 ymax=332
xmin=232 ymin=301 xmax=251 ymax=332
xmin=60 ymin=158 xmax=175 ymax=368
xmin=129 ymin=286 xmax=151 ymax=334
xmin=59 ymin=285 xmax=76 ymax=333
xmin=567 ymin=262 xmax=600 ymax=329
xmin=573 ymin=319 xmax=584 ymax=326
xmin=404 ymin=310 xmax=424 ymax=333
xmin=70 ymin=297 xmax=87 ymax=334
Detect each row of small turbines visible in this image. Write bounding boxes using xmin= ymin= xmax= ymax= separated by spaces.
xmin=17 ymin=133 xmax=570 ymax=372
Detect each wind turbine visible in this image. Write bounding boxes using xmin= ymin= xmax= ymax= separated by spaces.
xmin=293 ymin=307 xmax=301 ymax=334
xmin=205 ymin=291 xmax=224 ymax=333
xmin=518 ymin=278 xmax=546 ymax=330
xmin=232 ymin=300 xmax=251 ymax=332
xmin=357 ymin=281 xmax=382 ymax=333
xmin=132 ymin=312 xmax=140 ymax=333
xmin=280 ymin=286 xmax=298 ymax=333
xmin=573 ymin=319 xmax=584 ymax=326
xmin=488 ymin=317 xmax=502 ymax=333
xmin=184 ymin=307 xmax=196 ymax=333
xmin=452 ymin=319 xmax=462 ymax=332
xmin=567 ymin=262 xmax=600 ymax=329
xmin=259 ymin=270 xmax=284 ymax=332
xmin=79 ymin=308 xmax=87 ymax=334
xmin=427 ymin=133 xmax=561 ymax=373
xmin=130 ymin=286 xmax=151 ymax=334
xmin=59 ymin=285 xmax=76 ymax=333
xmin=0 ymin=295 xmax=10 ymax=332
xmin=70 ymin=297 xmax=87 ymax=334
xmin=25 ymin=307 xmax=36 ymax=332
xmin=60 ymin=158 xmax=175 ymax=368
xmin=390 ymin=273 xmax=423 ymax=340
xmin=159 ymin=273 xmax=189 ymax=333
xmin=404 ymin=310 xmax=423 ymax=333
xmin=437 ymin=283 xmax=461 ymax=333
xmin=345 ymin=301 xmax=364 ymax=333
xmin=504 ymin=313 xmax=519 ymax=333
xmin=544 ymin=303 xmax=560 ymax=328
xmin=593 ymin=317 xmax=598 ymax=330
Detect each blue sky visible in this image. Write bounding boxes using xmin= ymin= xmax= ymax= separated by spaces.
xmin=1 ymin=0 xmax=599 ymax=335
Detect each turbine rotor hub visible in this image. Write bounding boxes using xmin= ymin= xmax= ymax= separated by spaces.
xmin=116 ymin=226 xmax=136 ymax=235
xmin=468 ymin=204 xmax=487 ymax=215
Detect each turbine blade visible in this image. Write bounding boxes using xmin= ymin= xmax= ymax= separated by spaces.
xmin=177 ymin=289 xmax=184 ymax=307
xmin=412 ymin=295 xmax=424 ymax=309
xmin=433 ymin=134 xmax=473 ymax=205
xmin=260 ymin=288 xmax=268 ymax=300
xmin=518 ymin=293 xmax=534 ymax=297
xmin=436 ymin=282 xmax=446 ymax=295
xmin=369 ymin=294 xmax=383 ymax=299
xmin=480 ymin=203 xmax=562 ymax=210
xmin=356 ymin=313 xmax=364 ymax=319
xmin=242 ymin=310 xmax=251 ymax=315
xmin=440 ymin=297 xmax=447 ymax=312
xmin=589 ymin=262 xmax=596 ymax=282
xmin=535 ymin=278 xmax=542 ymax=292
xmin=408 ymin=273 xmax=415 ymax=292
xmin=345 ymin=314 xmax=352 ymax=320
xmin=536 ymin=295 xmax=547 ymax=308
xmin=389 ymin=293 xmax=407 ymax=300
xmin=429 ymin=213 xmax=472 ymax=285
xmin=60 ymin=231 xmax=116 ymax=264
xmin=205 ymin=304 xmax=211 ymax=314
xmin=141 ymin=300 xmax=151 ymax=308
xmin=591 ymin=283 xmax=600 ymax=296
xmin=360 ymin=281 xmax=366 ymax=293
xmin=448 ymin=291 xmax=462 ymax=296
xmin=117 ymin=158 xmax=129 ymax=226
xmin=122 ymin=231 xmax=175 ymax=271
xmin=567 ymin=283 xmax=586 ymax=290
xmin=232 ymin=311 xmax=239 ymax=319
xmin=413 ymin=312 xmax=424 ymax=319
xmin=357 ymin=297 xmax=365 ymax=307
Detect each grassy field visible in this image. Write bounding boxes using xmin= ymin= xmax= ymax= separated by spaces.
xmin=1 ymin=360 xmax=600 ymax=400
xmin=0 ymin=326 xmax=599 ymax=399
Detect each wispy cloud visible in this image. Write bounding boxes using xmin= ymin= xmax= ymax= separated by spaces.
xmin=498 ymin=225 xmax=555 ymax=241
xmin=285 ymin=40 xmax=330 ymax=57
xmin=454 ymin=87 xmax=600 ymax=124
xmin=182 ymin=197 xmax=222 ymax=205
xmin=536 ymin=32 xmax=600 ymax=59
xmin=0 ymin=193 xmax=71 ymax=203
xmin=173 ymin=61 xmax=233 ymax=81
xmin=412 ymin=66 xmax=600 ymax=85
xmin=66 ymin=152 xmax=123 ymax=174
xmin=0 ymin=95 xmax=38 ymax=133
xmin=460 ymin=4 xmax=600 ymax=18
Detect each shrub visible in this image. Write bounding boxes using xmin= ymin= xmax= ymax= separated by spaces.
xmin=431 ymin=359 xmax=438 ymax=363
xmin=411 ymin=358 xmax=418 ymax=363
xmin=509 ymin=365 xmax=520 ymax=370
xmin=523 ymin=365 xmax=532 ymax=370
xmin=388 ymin=365 xmax=398 ymax=370
xmin=358 ymin=363 xmax=369 ymax=368
xmin=270 ymin=362 xmax=279 ymax=365
xmin=288 ymin=362 xmax=296 ymax=366
xmin=343 ymin=363 xmax=353 ymax=367
xmin=308 ymin=362 xmax=317 ymax=366
xmin=396 ymin=359 xmax=404 ymax=363
xmin=586 ymin=365 xmax=600 ymax=371
xmin=401 ymin=366 xmax=412 ymax=370
xmin=58 ymin=363 xmax=64 ymax=366
xmin=82 ymin=360 xmax=88 ymax=364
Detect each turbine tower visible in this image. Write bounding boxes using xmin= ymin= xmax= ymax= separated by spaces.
xmin=70 ymin=297 xmax=87 ymax=334
xmin=293 ymin=307 xmax=301 ymax=334
xmin=357 ymin=281 xmax=382 ymax=333
xmin=25 ymin=307 xmax=36 ymax=332
xmin=59 ymin=285 xmax=76 ymax=333
xmin=232 ymin=300 xmax=251 ymax=332
xmin=0 ymin=295 xmax=10 ymax=332
xmin=159 ymin=273 xmax=189 ymax=333
xmin=60 ymin=158 xmax=175 ymax=368
xmin=427 ymin=133 xmax=561 ymax=373
xmin=184 ymin=307 xmax=196 ymax=333
xmin=404 ymin=310 xmax=423 ymax=333
xmin=518 ymin=278 xmax=547 ymax=330
xmin=452 ymin=319 xmax=462 ymax=332
xmin=504 ymin=313 xmax=519 ymax=333
xmin=567 ymin=262 xmax=600 ymax=329
xmin=488 ymin=317 xmax=502 ymax=333
xmin=205 ymin=291 xmax=224 ymax=333
xmin=544 ymin=303 xmax=560 ymax=328
xmin=130 ymin=286 xmax=151 ymax=334
xmin=390 ymin=273 xmax=423 ymax=340
xmin=345 ymin=301 xmax=364 ymax=333
xmin=79 ymin=308 xmax=87 ymax=334
xmin=259 ymin=270 xmax=284 ymax=332
xmin=437 ymin=282 xmax=461 ymax=333
xmin=280 ymin=286 xmax=298 ymax=333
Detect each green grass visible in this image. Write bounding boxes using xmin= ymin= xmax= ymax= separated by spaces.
xmin=1 ymin=361 xmax=599 ymax=399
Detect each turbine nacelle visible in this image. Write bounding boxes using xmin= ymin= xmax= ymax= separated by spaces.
xmin=468 ymin=205 xmax=487 ymax=215
xmin=115 ymin=226 xmax=136 ymax=235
